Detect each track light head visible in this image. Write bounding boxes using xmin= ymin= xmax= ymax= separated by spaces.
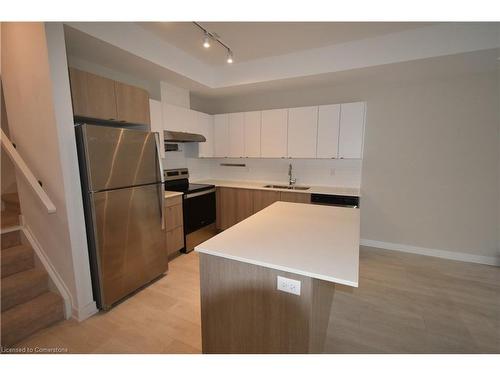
xmin=203 ymin=33 xmax=210 ymax=48
xmin=226 ymin=50 xmax=233 ymax=64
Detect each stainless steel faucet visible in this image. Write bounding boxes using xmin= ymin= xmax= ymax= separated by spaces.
xmin=288 ymin=163 xmax=296 ymax=186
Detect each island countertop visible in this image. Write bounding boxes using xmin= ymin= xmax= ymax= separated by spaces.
xmin=195 ymin=201 xmax=360 ymax=287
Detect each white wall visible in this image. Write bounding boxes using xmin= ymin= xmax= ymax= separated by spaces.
xmin=1 ymin=22 xmax=96 ymax=320
xmin=206 ymin=158 xmax=361 ymax=187
xmin=192 ymin=71 xmax=500 ymax=263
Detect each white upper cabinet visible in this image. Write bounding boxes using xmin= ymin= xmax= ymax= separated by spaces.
xmin=228 ymin=112 xmax=245 ymax=158
xmin=149 ymin=99 xmax=164 ymax=159
xmin=338 ymin=102 xmax=366 ymax=159
xmin=261 ymin=109 xmax=288 ymax=158
xmin=244 ymin=111 xmax=261 ymax=157
xmin=214 ymin=114 xmax=229 ymax=157
xmin=287 ymin=106 xmax=318 ymax=158
xmin=316 ymin=104 xmax=341 ymax=158
xmin=197 ymin=111 xmax=214 ymax=158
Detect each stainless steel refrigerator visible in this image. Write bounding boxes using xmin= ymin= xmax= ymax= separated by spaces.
xmin=75 ymin=124 xmax=166 ymax=310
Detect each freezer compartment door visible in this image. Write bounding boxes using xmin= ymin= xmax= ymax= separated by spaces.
xmin=91 ymin=183 xmax=167 ymax=309
xmin=80 ymin=124 xmax=161 ymax=191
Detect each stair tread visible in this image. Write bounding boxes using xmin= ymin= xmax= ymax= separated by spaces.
xmin=1 ymin=268 xmax=48 ymax=311
xmin=1 ymin=244 xmax=34 ymax=278
xmin=1 ymin=291 xmax=64 ymax=347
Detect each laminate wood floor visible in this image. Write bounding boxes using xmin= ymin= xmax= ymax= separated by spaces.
xmin=10 ymin=247 xmax=500 ymax=353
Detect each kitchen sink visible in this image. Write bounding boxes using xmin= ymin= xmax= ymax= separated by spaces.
xmin=263 ymin=184 xmax=310 ymax=190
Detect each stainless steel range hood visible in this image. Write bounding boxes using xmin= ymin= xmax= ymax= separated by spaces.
xmin=164 ymin=130 xmax=206 ymax=143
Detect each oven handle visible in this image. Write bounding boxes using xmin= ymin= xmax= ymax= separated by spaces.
xmin=184 ymin=188 xmax=216 ymax=199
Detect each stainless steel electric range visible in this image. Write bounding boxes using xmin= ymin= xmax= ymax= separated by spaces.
xmin=163 ymin=168 xmax=216 ymax=253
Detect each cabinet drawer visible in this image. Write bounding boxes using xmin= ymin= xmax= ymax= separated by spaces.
xmin=166 ymin=226 xmax=184 ymax=255
xmin=165 ymin=204 xmax=183 ymax=231
xmin=165 ymin=195 xmax=182 ymax=207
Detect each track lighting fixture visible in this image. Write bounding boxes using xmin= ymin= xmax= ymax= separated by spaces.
xmin=193 ymin=22 xmax=234 ymax=64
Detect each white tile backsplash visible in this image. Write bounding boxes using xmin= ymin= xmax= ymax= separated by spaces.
xmin=162 ymin=143 xmax=362 ymax=187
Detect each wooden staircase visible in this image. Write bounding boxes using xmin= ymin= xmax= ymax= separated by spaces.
xmin=1 ymin=192 xmax=65 ymax=347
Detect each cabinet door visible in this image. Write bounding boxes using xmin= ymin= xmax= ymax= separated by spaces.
xmin=198 ymin=112 xmax=214 ymax=158
xmin=235 ymin=189 xmax=254 ymax=222
xmin=228 ymin=112 xmax=245 ymax=158
xmin=253 ymin=190 xmax=280 ymax=213
xmin=280 ymin=192 xmax=311 ymax=204
xmin=165 ymin=204 xmax=183 ymax=231
xmin=339 ymin=102 xmax=366 ymax=159
xmin=115 ymin=81 xmax=150 ymax=125
xmin=166 ymin=226 xmax=184 ymax=255
xmin=244 ymin=111 xmax=261 ymax=157
xmin=287 ymin=106 xmax=318 ymax=158
xmin=149 ymin=99 xmax=164 ymax=159
xmin=216 ymin=187 xmax=254 ymax=230
xmin=86 ymin=72 xmax=117 ymax=121
xmin=317 ymin=104 xmax=340 ymax=158
xmin=217 ymin=187 xmax=237 ymax=230
xmin=214 ymin=114 xmax=229 ymax=157
xmin=68 ymin=68 xmax=89 ymax=117
xmin=261 ymin=109 xmax=288 ymax=158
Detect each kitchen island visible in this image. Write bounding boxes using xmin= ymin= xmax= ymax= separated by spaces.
xmin=195 ymin=201 xmax=360 ymax=354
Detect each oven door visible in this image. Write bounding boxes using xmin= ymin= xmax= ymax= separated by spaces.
xmin=183 ymin=188 xmax=216 ymax=234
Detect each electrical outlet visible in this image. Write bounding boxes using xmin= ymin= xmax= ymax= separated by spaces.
xmin=277 ymin=276 xmax=301 ymax=296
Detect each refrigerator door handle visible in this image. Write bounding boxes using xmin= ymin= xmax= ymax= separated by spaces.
xmin=154 ymin=132 xmax=165 ymax=230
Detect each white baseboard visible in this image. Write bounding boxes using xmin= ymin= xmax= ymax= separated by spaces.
xmin=22 ymin=223 xmax=74 ymax=319
xmin=72 ymin=301 xmax=98 ymax=322
xmin=360 ymin=239 xmax=500 ymax=266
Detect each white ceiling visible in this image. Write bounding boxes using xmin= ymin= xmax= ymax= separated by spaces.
xmin=137 ymin=22 xmax=435 ymax=66
xmin=64 ymin=22 xmax=500 ymax=100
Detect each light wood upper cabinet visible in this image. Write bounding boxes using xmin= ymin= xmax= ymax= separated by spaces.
xmin=228 ymin=112 xmax=245 ymax=158
xmin=261 ymin=109 xmax=288 ymax=158
xmin=214 ymin=114 xmax=229 ymax=157
xmin=287 ymin=106 xmax=318 ymax=158
xmin=149 ymin=99 xmax=164 ymax=159
xmin=115 ymin=81 xmax=150 ymax=125
xmin=85 ymin=71 xmax=118 ymax=121
xmin=68 ymin=68 xmax=89 ymax=117
xmin=244 ymin=111 xmax=261 ymax=157
xmin=317 ymin=104 xmax=341 ymax=158
xmin=197 ymin=112 xmax=214 ymax=158
xmin=339 ymin=102 xmax=366 ymax=159
xmin=68 ymin=68 xmax=150 ymax=125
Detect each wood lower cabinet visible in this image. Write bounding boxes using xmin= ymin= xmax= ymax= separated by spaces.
xmin=216 ymin=187 xmax=311 ymax=230
xmin=68 ymin=68 xmax=150 ymax=125
xmin=253 ymin=190 xmax=280 ymax=213
xmin=216 ymin=187 xmax=253 ymax=230
xmin=115 ymin=81 xmax=150 ymax=125
xmin=165 ymin=195 xmax=184 ymax=256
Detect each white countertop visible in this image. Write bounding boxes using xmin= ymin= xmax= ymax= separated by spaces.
xmin=164 ymin=191 xmax=183 ymax=199
xmin=193 ymin=179 xmax=360 ymax=197
xmin=195 ymin=201 xmax=360 ymax=287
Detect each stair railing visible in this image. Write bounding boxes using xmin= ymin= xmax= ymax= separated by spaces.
xmin=0 ymin=129 xmax=56 ymax=214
